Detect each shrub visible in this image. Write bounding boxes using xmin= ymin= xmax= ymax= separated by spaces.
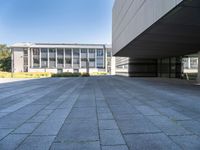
xmin=51 ymin=72 xmax=81 ymax=77
xmin=81 ymin=73 xmax=90 ymax=77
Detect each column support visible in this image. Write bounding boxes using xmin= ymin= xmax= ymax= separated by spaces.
xmin=188 ymin=57 xmax=191 ymax=69
xmin=95 ymin=49 xmax=97 ymax=68
xmin=63 ymin=48 xmax=66 ymax=68
xmin=71 ymin=48 xmax=73 ymax=69
xmin=79 ymin=48 xmax=81 ymax=69
xmin=39 ymin=48 xmax=41 ymax=68
xmin=55 ymin=48 xmax=58 ymax=68
xmin=47 ymin=48 xmax=49 ymax=68
xmin=105 ymin=48 xmax=108 ymax=73
xmin=197 ymin=51 xmax=200 ymax=83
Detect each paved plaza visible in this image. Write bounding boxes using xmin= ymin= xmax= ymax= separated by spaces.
xmin=0 ymin=76 xmax=200 ymax=150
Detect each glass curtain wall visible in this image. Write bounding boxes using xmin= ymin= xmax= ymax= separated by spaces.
xmin=97 ymin=49 xmax=104 ymax=68
xmin=81 ymin=49 xmax=87 ymax=68
xmin=32 ymin=48 xmax=40 ymax=68
xmin=23 ymin=48 xmax=28 ymax=71
xmin=65 ymin=48 xmax=72 ymax=68
xmin=73 ymin=49 xmax=80 ymax=68
xmin=41 ymin=48 xmax=48 ymax=68
xmin=57 ymin=48 xmax=64 ymax=68
xmin=89 ymin=49 xmax=95 ymax=68
xmin=49 ymin=48 xmax=56 ymax=68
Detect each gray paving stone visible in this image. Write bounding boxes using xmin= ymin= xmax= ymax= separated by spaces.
xmin=111 ymin=105 xmax=139 ymax=115
xmin=0 ymin=129 xmax=13 ymax=140
xmin=0 ymin=133 xmax=28 ymax=150
xmin=99 ymin=120 xmax=118 ymax=130
xmin=17 ymin=135 xmax=55 ymax=150
xmin=125 ymin=133 xmax=181 ymax=150
xmin=102 ymin=145 xmax=129 ymax=150
xmin=13 ymin=123 xmax=39 ymax=134
xmin=170 ymin=135 xmax=200 ymax=150
xmin=98 ymin=112 xmax=113 ymax=120
xmin=135 ymin=105 xmax=160 ymax=115
xmin=32 ymin=120 xmax=64 ymax=136
xmin=97 ymin=107 xmax=110 ymax=113
xmin=116 ymin=115 xmax=161 ymax=134
xmin=0 ymin=112 xmax=8 ymax=118
xmin=37 ymin=109 xmax=54 ymax=115
xmin=178 ymin=120 xmax=200 ymax=135
xmin=32 ymin=109 xmax=73 ymax=136
xmin=157 ymin=108 xmax=191 ymax=120
xmin=1 ymin=76 xmax=200 ymax=149
xmin=50 ymin=141 xmax=100 ymax=150
xmin=55 ymin=120 xmax=98 ymax=142
xmin=68 ymin=108 xmax=96 ymax=120
xmin=100 ymin=130 xmax=125 ymax=146
xmin=147 ymin=115 xmax=192 ymax=135
xmin=27 ymin=115 xmax=48 ymax=123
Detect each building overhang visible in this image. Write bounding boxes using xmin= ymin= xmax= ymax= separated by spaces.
xmin=115 ymin=0 xmax=200 ymax=59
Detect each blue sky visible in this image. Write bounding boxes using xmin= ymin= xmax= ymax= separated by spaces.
xmin=0 ymin=0 xmax=114 ymax=45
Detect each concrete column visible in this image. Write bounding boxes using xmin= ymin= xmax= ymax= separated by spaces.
xmin=31 ymin=48 xmax=33 ymax=68
xmin=105 ymin=49 xmax=108 ymax=73
xmin=28 ymin=48 xmax=30 ymax=71
xmin=188 ymin=57 xmax=191 ymax=69
xmin=197 ymin=51 xmax=200 ymax=82
xmin=47 ymin=48 xmax=49 ymax=68
xmin=55 ymin=48 xmax=57 ymax=68
xmin=71 ymin=48 xmax=73 ymax=68
xmin=79 ymin=48 xmax=81 ymax=69
xmin=95 ymin=49 xmax=97 ymax=68
xmin=39 ymin=48 xmax=41 ymax=68
xmin=103 ymin=49 xmax=105 ymax=68
xmin=63 ymin=48 xmax=65 ymax=68
xmin=87 ymin=49 xmax=89 ymax=74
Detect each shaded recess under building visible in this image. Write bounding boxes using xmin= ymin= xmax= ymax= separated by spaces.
xmin=113 ymin=0 xmax=200 ymax=80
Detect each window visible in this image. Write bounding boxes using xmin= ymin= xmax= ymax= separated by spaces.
xmin=97 ymin=49 xmax=103 ymax=56
xmin=49 ymin=48 xmax=56 ymax=68
xmin=89 ymin=58 xmax=95 ymax=68
xmin=32 ymin=48 xmax=40 ymax=68
xmin=23 ymin=48 xmax=28 ymax=72
xmin=41 ymin=48 xmax=48 ymax=68
xmin=24 ymin=48 xmax=28 ymax=55
xmin=73 ymin=49 xmax=80 ymax=68
xmin=65 ymin=48 xmax=72 ymax=68
xmin=107 ymin=51 xmax=111 ymax=57
xmin=97 ymin=49 xmax=104 ymax=68
xmin=89 ymin=49 xmax=95 ymax=68
xmin=81 ymin=49 xmax=87 ymax=68
xmin=57 ymin=48 xmax=64 ymax=68
xmin=190 ymin=58 xmax=198 ymax=69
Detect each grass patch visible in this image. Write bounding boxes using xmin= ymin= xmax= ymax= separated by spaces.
xmin=0 ymin=71 xmax=107 ymax=78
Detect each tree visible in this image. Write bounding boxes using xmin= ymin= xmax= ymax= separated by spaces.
xmin=0 ymin=44 xmax=11 ymax=72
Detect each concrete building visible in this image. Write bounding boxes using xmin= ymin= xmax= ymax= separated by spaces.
xmin=113 ymin=0 xmax=200 ymax=81
xmin=11 ymin=43 xmax=114 ymax=74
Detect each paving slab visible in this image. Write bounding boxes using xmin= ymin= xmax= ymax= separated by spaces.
xmin=100 ymin=129 xmax=126 ymax=146
xmin=0 ymin=77 xmax=200 ymax=150
xmin=17 ymin=135 xmax=55 ymax=150
xmin=124 ymin=133 xmax=182 ymax=150
xmin=170 ymin=135 xmax=200 ymax=150
xmin=0 ymin=134 xmax=28 ymax=150
xmin=50 ymin=141 xmax=101 ymax=150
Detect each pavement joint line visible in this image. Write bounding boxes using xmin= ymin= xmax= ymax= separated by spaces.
xmin=1 ymin=78 xmax=81 ymax=148
xmin=96 ymin=78 xmax=129 ymax=150
xmin=14 ymin=78 xmax=83 ymax=149
xmin=48 ymin=78 xmax=88 ymax=149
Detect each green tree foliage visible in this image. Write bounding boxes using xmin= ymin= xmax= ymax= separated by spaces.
xmin=0 ymin=44 xmax=11 ymax=72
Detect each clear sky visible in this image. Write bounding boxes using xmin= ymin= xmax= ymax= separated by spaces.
xmin=0 ymin=0 xmax=114 ymax=45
